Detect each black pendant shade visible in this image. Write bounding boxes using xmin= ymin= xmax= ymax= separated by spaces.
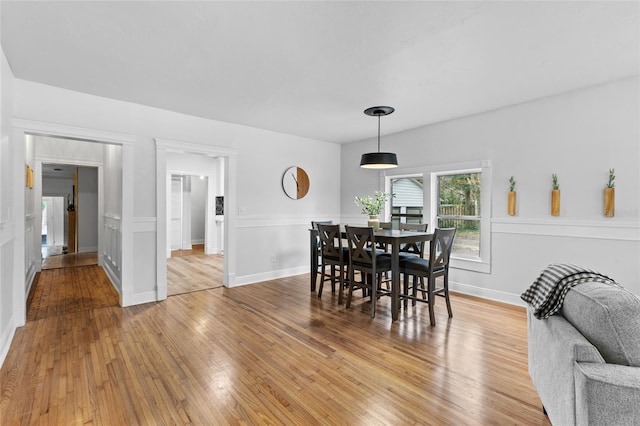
xmin=360 ymin=106 xmax=398 ymax=169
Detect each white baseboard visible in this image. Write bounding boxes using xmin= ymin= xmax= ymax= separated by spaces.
xmin=25 ymin=263 xmax=37 ymax=298
xmin=231 ymin=266 xmax=309 ymax=287
xmin=131 ymin=291 xmax=158 ymax=306
xmin=449 ymin=280 xmax=525 ymax=307
xmin=78 ymin=246 xmax=98 ymax=253
xmin=0 ymin=315 xmax=16 ymax=369
xmin=102 ymin=262 xmax=121 ymax=297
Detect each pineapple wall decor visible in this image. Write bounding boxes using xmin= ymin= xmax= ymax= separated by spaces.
xmin=604 ymin=168 xmax=615 ymax=217
xmin=508 ymin=176 xmax=516 ymax=216
xmin=551 ymin=173 xmax=560 ymax=216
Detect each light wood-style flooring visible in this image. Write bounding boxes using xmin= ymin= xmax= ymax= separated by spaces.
xmin=168 ymin=244 xmax=224 ymax=296
xmin=1 ymin=266 xmax=550 ymax=425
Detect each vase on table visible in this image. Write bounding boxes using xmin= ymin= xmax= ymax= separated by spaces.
xmin=367 ymin=215 xmax=380 ymax=230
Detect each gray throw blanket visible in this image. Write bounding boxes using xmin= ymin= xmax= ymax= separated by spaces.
xmin=521 ymin=263 xmax=618 ymax=319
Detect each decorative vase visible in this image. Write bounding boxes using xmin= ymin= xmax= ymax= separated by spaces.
xmin=508 ymin=191 xmax=516 ymax=216
xmin=367 ymin=215 xmax=380 ymax=230
xmin=551 ymin=189 xmax=560 ymax=216
xmin=604 ymin=187 xmax=615 ymax=217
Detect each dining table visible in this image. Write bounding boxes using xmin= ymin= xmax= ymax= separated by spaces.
xmin=310 ymin=226 xmax=433 ymax=321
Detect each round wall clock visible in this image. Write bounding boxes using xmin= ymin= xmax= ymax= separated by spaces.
xmin=282 ymin=166 xmax=310 ymax=199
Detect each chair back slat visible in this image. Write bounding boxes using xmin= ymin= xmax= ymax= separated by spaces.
xmin=429 ymin=228 xmax=457 ymax=272
xmin=317 ymin=224 xmax=342 ymax=259
xmin=399 ymin=223 xmax=429 ymax=256
xmin=345 ymin=225 xmax=375 ymax=265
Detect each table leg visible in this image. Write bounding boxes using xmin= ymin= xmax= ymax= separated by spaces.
xmin=391 ymin=240 xmax=400 ymax=321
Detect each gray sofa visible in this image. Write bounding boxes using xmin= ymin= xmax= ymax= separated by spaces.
xmin=527 ymin=281 xmax=640 ymax=425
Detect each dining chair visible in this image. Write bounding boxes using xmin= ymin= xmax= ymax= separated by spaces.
xmin=398 ymin=223 xmax=429 ymax=260
xmin=345 ymin=225 xmax=393 ymax=318
xmin=399 ymin=227 xmax=456 ymax=326
xmin=311 ymin=220 xmax=333 ymax=285
xmin=317 ymin=223 xmax=349 ymax=304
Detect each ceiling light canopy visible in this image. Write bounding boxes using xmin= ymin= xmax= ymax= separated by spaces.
xmin=360 ymin=106 xmax=398 ymax=169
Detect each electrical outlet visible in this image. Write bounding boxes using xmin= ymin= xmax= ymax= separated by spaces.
xmin=270 ymin=255 xmax=277 ymax=263
xmin=238 ymin=207 xmax=246 ymax=216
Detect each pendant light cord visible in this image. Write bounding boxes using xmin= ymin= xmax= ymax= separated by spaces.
xmin=377 ymin=114 xmax=381 ymax=152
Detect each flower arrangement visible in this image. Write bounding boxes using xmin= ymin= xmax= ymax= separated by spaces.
xmin=354 ymin=191 xmax=390 ymax=215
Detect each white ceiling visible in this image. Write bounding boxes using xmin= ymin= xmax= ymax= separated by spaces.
xmin=1 ymin=1 xmax=638 ymax=144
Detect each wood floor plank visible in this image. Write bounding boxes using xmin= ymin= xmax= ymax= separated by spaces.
xmin=2 ymin=267 xmax=550 ymax=425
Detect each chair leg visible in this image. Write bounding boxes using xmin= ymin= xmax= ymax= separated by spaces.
xmin=330 ymin=265 xmax=336 ymax=293
xmin=412 ymin=275 xmax=418 ymax=306
xmin=428 ymin=276 xmax=436 ymax=326
xmin=444 ymin=273 xmax=452 ymax=318
xmin=402 ymin=273 xmax=408 ymax=309
xmin=337 ymin=265 xmax=344 ymax=305
xmin=318 ymin=263 xmax=325 ymax=298
xmin=370 ymin=272 xmax=378 ymax=318
xmin=346 ymin=268 xmax=355 ymax=308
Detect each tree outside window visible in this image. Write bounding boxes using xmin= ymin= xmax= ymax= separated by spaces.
xmin=437 ymin=172 xmax=481 ymax=259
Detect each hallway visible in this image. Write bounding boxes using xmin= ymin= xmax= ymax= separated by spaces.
xmin=27 ymin=264 xmax=119 ymax=322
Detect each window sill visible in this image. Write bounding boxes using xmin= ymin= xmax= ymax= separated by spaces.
xmin=450 ymin=256 xmax=491 ymax=274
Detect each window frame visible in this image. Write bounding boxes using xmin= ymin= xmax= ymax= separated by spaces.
xmin=384 ymin=160 xmax=491 ymax=274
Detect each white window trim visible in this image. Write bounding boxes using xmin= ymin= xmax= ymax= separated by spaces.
xmin=384 ymin=160 xmax=492 ymax=274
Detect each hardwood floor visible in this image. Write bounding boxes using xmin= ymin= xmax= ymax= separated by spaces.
xmin=2 ymin=269 xmax=550 ymax=425
xmin=41 ymin=251 xmax=98 ymax=270
xmin=26 ymin=265 xmax=120 ymax=322
xmin=168 ymin=244 xmax=224 ymax=296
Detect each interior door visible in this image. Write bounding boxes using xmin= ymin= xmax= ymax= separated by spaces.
xmin=170 ymin=176 xmax=183 ymax=250
xmin=43 ymin=196 xmax=65 ymax=247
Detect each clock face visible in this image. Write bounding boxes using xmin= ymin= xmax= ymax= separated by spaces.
xmin=282 ymin=166 xmax=310 ymax=200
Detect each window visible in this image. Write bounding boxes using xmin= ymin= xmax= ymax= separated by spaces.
xmin=384 ymin=160 xmax=491 ymax=273
xmin=389 ymin=176 xmax=423 ymax=229
xmin=436 ymin=172 xmax=481 ymax=259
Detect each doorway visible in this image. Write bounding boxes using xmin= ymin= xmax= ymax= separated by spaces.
xmin=41 ymin=196 xmax=65 ymax=257
xmin=167 ymin=173 xmax=224 ymax=296
xmin=39 ymin=161 xmax=100 ymax=270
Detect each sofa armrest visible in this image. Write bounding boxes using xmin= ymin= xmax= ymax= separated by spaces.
xmin=527 ymin=308 xmax=605 ymax=426
xmin=575 ymin=363 xmax=640 ymax=426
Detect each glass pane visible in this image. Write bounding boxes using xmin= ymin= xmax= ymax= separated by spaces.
xmin=391 ymin=176 xmax=424 ymax=229
xmin=438 ymin=173 xmax=481 ymax=217
xmin=437 ymin=218 xmax=480 ymax=259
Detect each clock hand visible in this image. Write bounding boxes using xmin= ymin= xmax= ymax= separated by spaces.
xmin=291 ymin=173 xmax=298 ymax=188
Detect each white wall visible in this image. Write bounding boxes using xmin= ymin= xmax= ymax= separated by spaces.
xmin=341 ymin=77 xmax=640 ymax=303
xmin=190 ymin=176 xmax=206 ymax=244
xmin=0 ymin=44 xmax=19 ymax=368
xmin=13 ymin=79 xmax=342 ymax=301
xmin=42 ymin=176 xmax=73 ymax=198
xmin=78 ymin=166 xmax=98 ymax=252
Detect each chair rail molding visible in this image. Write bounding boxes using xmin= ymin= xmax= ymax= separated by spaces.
xmin=492 ymin=218 xmax=640 ymax=241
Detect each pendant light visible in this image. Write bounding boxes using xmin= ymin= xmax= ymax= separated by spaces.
xmin=360 ymin=106 xmax=398 ymax=169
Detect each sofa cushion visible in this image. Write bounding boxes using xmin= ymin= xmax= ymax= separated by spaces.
xmin=561 ymin=281 xmax=640 ymax=367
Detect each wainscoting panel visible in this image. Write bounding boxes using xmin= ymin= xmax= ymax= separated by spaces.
xmin=24 ymin=215 xmax=37 ymax=295
xmin=0 ymin=222 xmax=16 ymax=366
xmin=103 ymin=214 xmax=122 ymax=293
